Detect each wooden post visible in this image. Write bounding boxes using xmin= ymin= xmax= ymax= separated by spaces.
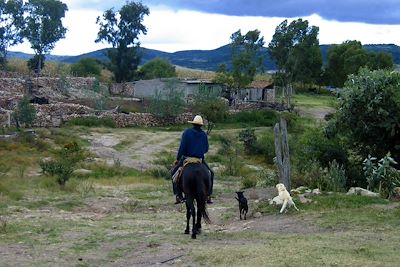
xmin=274 ymin=117 xmax=291 ymax=191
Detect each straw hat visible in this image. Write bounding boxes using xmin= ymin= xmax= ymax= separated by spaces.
xmin=188 ymin=115 xmax=204 ymax=126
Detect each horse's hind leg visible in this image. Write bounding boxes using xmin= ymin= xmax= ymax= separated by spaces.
xmin=185 ymin=201 xmax=190 ymax=234
xmin=191 ymin=205 xmax=197 ymax=239
xmin=196 ymin=208 xmax=202 ymax=234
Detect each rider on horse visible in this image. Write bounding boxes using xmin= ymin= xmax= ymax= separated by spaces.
xmin=171 ymin=115 xmax=214 ymax=204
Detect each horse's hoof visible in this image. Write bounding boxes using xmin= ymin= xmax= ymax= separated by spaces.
xmin=191 ymin=234 xmax=196 ymax=239
xmin=196 ymin=229 xmax=201 ymax=234
xmin=184 ymin=230 xmax=189 ymax=234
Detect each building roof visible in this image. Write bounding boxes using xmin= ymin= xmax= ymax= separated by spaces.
xmin=248 ymin=80 xmax=274 ymax=89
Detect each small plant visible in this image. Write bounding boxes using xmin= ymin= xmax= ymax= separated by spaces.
xmin=218 ymin=135 xmax=241 ymax=176
xmin=0 ymin=216 xmax=7 ymax=233
xmin=238 ymin=128 xmax=257 ymax=154
xmin=57 ymin=74 xmax=70 ymax=96
xmin=148 ymin=79 xmax=185 ymax=119
xmin=257 ymin=169 xmax=278 ymax=187
xmin=40 ymin=142 xmax=87 ymax=187
xmin=12 ymin=96 xmax=36 ymax=128
xmin=325 ymin=160 xmax=346 ymax=192
xmin=76 ymin=180 xmax=96 ymax=197
xmin=241 ymin=176 xmax=257 ymax=189
xmin=363 ymin=152 xmax=400 ymax=198
xmin=121 ymin=199 xmax=139 ymax=212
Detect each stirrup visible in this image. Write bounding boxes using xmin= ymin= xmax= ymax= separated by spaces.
xmin=175 ymin=195 xmax=185 ymax=204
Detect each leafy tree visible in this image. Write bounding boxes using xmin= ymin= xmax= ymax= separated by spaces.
xmin=13 ymin=96 xmax=36 ymax=128
xmin=215 ymin=29 xmax=264 ymax=91
xmin=324 ymin=41 xmax=393 ymax=88
xmin=148 ymin=79 xmax=185 ymax=119
xmin=139 ymin=58 xmax=176 ymax=79
xmin=370 ymin=51 xmax=394 ymax=70
xmin=192 ymin=83 xmax=228 ymax=133
xmin=0 ymin=0 xmax=24 ymax=69
xmin=268 ymin=19 xmax=322 ymax=108
xmin=70 ymin=57 xmax=102 ymax=77
xmin=96 ymin=1 xmax=149 ymax=82
xmin=325 ymin=41 xmax=371 ymax=88
xmin=23 ymin=0 xmax=68 ymax=73
xmin=329 ymin=68 xmax=400 ymax=163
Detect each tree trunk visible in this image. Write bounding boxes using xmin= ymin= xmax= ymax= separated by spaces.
xmin=274 ymin=117 xmax=291 ymax=191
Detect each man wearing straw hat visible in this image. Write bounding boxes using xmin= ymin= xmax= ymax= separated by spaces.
xmin=171 ymin=115 xmax=214 ymax=204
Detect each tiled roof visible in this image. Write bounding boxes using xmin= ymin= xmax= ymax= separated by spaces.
xmin=248 ymin=80 xmax=274 ymax=89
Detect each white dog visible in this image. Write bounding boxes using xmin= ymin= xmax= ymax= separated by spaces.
xmin=276 ymin=183 xmax=299 ymax=213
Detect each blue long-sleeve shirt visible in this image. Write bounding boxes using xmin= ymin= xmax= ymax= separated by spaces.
xmin=177 ymin=126 xmax=209 ymax=160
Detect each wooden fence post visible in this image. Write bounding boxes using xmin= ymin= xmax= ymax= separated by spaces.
xmin=274 ymin=117 xmax=291 ymax=191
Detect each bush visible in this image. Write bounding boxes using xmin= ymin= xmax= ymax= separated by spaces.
xmin=71 ymin=58 xmax=102 ymax=77
xmin=241 ymin=176 xmax=257 ymax=189
xmin=65 ymin=116 xmax=116 ymax=128
xmin=238 ymin=128 xmax=257 ymax=154
xmin=325 ymin=160 xmax=346 ymax=192
xmin=363 ymin=153 xmax=400 ymax=198
xmin=40 ymin=142 xmax=88 ymax=187
xmin=13 ymin=97 xmax=36 ymax=128
xmin=256 ymin=131 xmax=276 ymax=164
xmin=225 ymin=110 xmax=278 ymax=127
xmin=148 ymin=79 xmax=185 ymax=119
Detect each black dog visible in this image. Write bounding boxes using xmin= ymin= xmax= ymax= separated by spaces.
xmin=235 ymin=191 xmax=248 ymax=220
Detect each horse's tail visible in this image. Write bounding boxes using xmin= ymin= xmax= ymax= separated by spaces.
xmin=196 ymin=171 xmax=211 ymax=224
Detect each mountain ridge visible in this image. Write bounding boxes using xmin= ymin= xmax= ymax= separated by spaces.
xmin=8 ymin=44 xmax=400 ymax=71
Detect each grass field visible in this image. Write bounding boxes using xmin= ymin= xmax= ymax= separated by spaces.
xmin=1 ymin=121 xmax=399 ymax=266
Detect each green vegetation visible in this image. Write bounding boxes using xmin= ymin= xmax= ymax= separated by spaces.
xmin=23 ymin=0 xmax=68 ymax=73
xmin=0 ymin=0 xmax=24 ymax=68
xmin=215 ymin=29 xmax=265 ymax=90
xmin=70 ymin=58 xmax=102 ymax=77
xmin=138 ymin=58 xmax=176 ymax=79
xmin=12 ymin=96 xmax=36 ymax=128
xmin=147 ymin=79 xmax=185 ymax=118
xmin=95 ymin=1 xmax=149 ymax=82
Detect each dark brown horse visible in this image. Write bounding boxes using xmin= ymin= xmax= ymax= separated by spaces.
xmin=181 ymin=162 xmax=211 ymax=239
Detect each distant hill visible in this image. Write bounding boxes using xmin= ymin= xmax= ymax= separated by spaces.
xmin=8 ymin=44 xmax=400 ymax=71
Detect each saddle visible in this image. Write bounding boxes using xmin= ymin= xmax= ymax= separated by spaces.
xmin=172 ymin=157 xmax=202 ymax=184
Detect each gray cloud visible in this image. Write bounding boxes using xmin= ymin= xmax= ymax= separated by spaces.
xmin=141 ymin=0 xmax=400 ymax=25
xmin=66 ymin=0 xmax=400 ymax=25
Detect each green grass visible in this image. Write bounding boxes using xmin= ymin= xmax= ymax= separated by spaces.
xmin=293 ymin=93 xmax=337 ymax=108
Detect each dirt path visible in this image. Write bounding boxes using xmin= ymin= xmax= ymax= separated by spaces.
xmin=84 ymin=130 xmax=180 ymax=171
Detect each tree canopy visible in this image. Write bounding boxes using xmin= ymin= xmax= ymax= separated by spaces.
xmin=268 ymin=18 xmax=322 ymax=86
xmin=23 ymin=0 xmax=68 ymax=73
xmin=325 ymin=40 xmax=394 ymax=87
xmin=0 ymin=0 xmax=24 ymax=68
xmin=138 ymin=58 xmax=176 ymax=80
xmin=96 ymin=1 xmax=149 ymax=82
xmin=328 ymin=68 xmax=400 ymax=163
xmin=215 ymin=29 xmax=265 ymax=90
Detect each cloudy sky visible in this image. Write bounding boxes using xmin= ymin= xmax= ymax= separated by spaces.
xmin=10 ymin=0 xmax=400 ymax=55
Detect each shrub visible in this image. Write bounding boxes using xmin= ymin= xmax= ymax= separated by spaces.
xmin=71 ymin=58 xmax=102 ymax=77
xmin=363 ymin=153 xmax=400 ymax=198
xmin=148 ymin=79 xmax=185 ymax=119
xmin=238 ymin=128 xmax=257 ymax=154
xmin=225 ymin=110 xmax=278 ymax=127
xmin=241 ymin=176 xmax=257 ymax=189
xmin=256 ymin=131 xmax=276 ymax=164
xmin=325 ymin=160 xmax=346 ymax=192
xmin=302 ymin=160 xmax=328 ymax=190
xmin=216 ymin=134 xmax=242 ymax=176
xmin=13 ymin=97 xmax=36 ymax=128
xmin=40 ymin=142 xmax=88 ymax=187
